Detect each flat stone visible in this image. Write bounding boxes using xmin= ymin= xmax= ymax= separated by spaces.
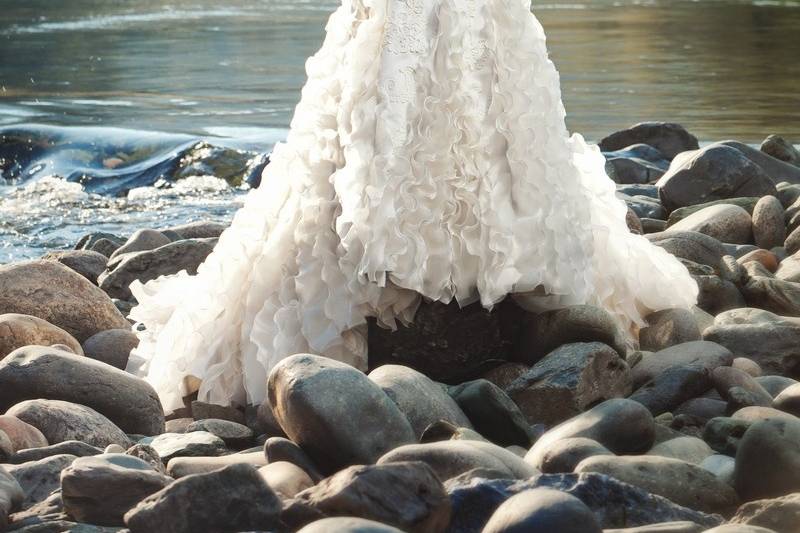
xmin=0 ymin=260 xmax=128 ymax=342
xmin=123 ymin=463 xmax=281 ymax=533
xmin=0 ymin=314 xmax=83 ymax=360
xmin=0 ymin=346 xmax=164 ymax=435
xmin=166 ymin=451 xmax=266 ymax=478
xmin=296 ymin=461 xmax=451 ymax=533
xmin=7 ymin=440 xmax=101 ymax=465
xmin=7 ymin=399 xmax=132 ymax=449
xmin=139 ymin=431 xmax=226 ymax=463
xmin=268 ymin=354 xmax=415 ymax=474
xmin=368 ymin=364 xmax=472 ymax=438
xmin=506 ymin=342 xmax=631 ymax=426
xmin=258 ymin=461 xmax=314 ymax=499
xmin=61 ymin=454 xmax=172 ymax=526
xmin=184 ymin=418 xmax=253 ymax=448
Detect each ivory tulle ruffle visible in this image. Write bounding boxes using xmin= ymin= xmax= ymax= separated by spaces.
xmin=127 ymin=0 xmax=699 ymax=412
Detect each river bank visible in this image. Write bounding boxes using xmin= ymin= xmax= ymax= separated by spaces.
xmin=0 ymin=122 xmax=800 ymax=530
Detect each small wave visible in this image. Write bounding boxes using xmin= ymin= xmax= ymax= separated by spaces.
xmin=4 ymin=8 xmax=250 ymax=35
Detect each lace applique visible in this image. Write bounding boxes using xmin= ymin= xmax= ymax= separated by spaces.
xmin=465 ymin=36 xmax=489 ymax=70
xmin=383 ymin=0 xmax=427 ymax=55
xmin=380 ymin=65 xmax=417 ymax=104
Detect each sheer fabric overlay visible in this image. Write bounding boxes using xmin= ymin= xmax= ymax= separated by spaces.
xmin=128 ymin=0 xmax=699 ymax=412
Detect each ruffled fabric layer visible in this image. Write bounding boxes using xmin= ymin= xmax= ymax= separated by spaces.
xmin=128 ymin=0 xmax=698 ymax=413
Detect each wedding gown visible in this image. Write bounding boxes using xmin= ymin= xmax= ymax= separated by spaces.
xmin=127 ymin=0 xmax=699 ymax=413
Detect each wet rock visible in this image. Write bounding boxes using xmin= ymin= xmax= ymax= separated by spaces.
xmin=81 ymin=329 xmax=138 ymax=370
xmin=184 ymin=418 xmax=253 ymax=448
xmin=268 ymin=354 xmax=415 ymax=474
xmin=7 ymin=441 xmax=101 ymax=465
xmin=449 ymin=379 xmax=535 ymax=448
xmin=7 ymin=454 xmax=75 ymax=509
xmin=378 ymin=440 xmax=538 ymax=482
xmin=263 ymin=436 xmax=324 ymax=483
xmin=646 ymin=231 xmax=726 ymax=270
xmin=667 ymin=204 xmax=753 ymax=244
xmin=752 ymin=196 xmax=786 ymax=250
xmin=100 ymin=238 xmax=216 ymax=300
xmin=61 ymin=454 xmax=172 ymax=526
xmin=760 ymin=135 xmax=800 ymax=167
xmin=108 ymin=229 xmax=171 ymax=261
xmin=40 ymin=250 xmax=108 ymax=284
xmin=647 ymin=436 xmax=714 ymax=464
xmin=139 ymin=432 xmax=225 ymax=463
xmin=297 ymin=517 xmax=404 ymax=533
xmin=296 ymin=461 xmax=451 ymax=533
xmin=506 ymin=342 xmax=631 ymax=426
xmin=166 ymin=451 xmax=265 ymax=478
xmin=730 ymin=492 xmax=800 ymax=532
xmin=0 ymin=346 xmax=164 ymax=435
xmin=0 ymin=466 xmax=24 ymax=529
xmin=575 ymin=455 xmax=737 ymax=514
xmin=368 ymin=364 xmax=472 ymax=438
xmin=703 ymin=308 xmax=800 ymax=375
xmin=124 ymin=463 xmax=281 ymax=533
xmin=639 ymin=309 xmax=702 ymax=352
xmin=0 ymin=415 xmax=48 ymax=452
xmin=75 ymin=232 xmax=125 ymax=257
xmin=0 ymin=260 xmax=128 ymax=342
xmin=599 ymin=122 xmax=699 ymax=160
xmin=734 ymin=417 xmax=800 ymax=501
xmin=525 ymin=399 xmax=655 ymax=469
xmin=537 ymin=437 xmax=613 ymax=474
xmin=258 ymin=461 xmax=313 ymax=498
xmin=7 ymin=400 xmax=131 ymax=448
xmin=368 ymin=299 xmax=523 ymax=384
xmin=446 ymin=472 xmax=722 ymax=532
xmin=514 ymin=305 xmax=628 ymax=365
xmin=482 ymin=488 xmax=601 ymax=533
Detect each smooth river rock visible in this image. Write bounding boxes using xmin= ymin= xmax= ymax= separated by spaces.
xmin=81 ymin=328 xmax=139 ymax=370
xmin=0 ymin=313 xmax=83 ymax=359
xmin=482 ymin=488 xmax=601 ymax=533
xmin=667 ymin=204 xmax=753 ymax=244
xmin=734 ymin=417 xmax=800 ymax=501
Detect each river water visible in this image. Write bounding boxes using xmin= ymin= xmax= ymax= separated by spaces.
xmin=1 ymin=0 xmax=799 ymax=262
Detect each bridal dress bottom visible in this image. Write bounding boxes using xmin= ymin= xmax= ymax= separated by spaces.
xmin=127 ymin=0 xmax=699 ymax=413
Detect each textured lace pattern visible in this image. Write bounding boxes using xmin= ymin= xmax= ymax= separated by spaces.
xmin=128 ymin=0 xmax=699 ymax=412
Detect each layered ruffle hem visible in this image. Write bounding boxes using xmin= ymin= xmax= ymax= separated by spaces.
xmin=128 ymin=0 xmax=699 ymax=412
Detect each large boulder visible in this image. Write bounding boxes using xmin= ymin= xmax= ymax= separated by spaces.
xmin=368 ymin=299 xmax=524 ymax=384
xmin=525 ymin=399 xmax=655 ymax=470
xmin=598 ymin=122 xmax=699 ymax=160
xmin=657 ymin=144 xmax=778 ymax=212
xmin=295 ymin=462 xmax=450 ymax=533
xmin=0 ymin=346 xmax=164 ymax=435
xmin=481 ymin=488 xmax=601 ymax=533
xmin=124 ymin=463 xmax=281 ymax=533
xmin=368 ymin=365 xmax=471 ymax=439
xmin=667 ymin=204 xmax=753 ymax=244
xmin=61 ymin=454 xmax=172 ymax=526
xmin=734 ymin=416 xmax=800 ymax=501
xmin=0 ymin=261 xmax=128 ymax=342
xmin=0 ymin=314 xmax=83 ymax=359
xmin=575 ymin=455 xmax=738 ymax=514
xmin=506 ymin=342 xmax=631 ymax=426
xmin=268 ymin=354 xmax=415 ymax=474
xmin=100 ymin=238 xmax=216 ymax=300
xmin=7 ymin=399 xmax=132 ymax=448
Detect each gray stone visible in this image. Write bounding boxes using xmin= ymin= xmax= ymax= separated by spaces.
xmin=184 ymin=418 xmax=253 ymax=448
xmin=0 ymin=414 xmax=48 ymax=453
xmin=752 ymin=196 xmax=786 ymax=250
xmin=81 ymin=329 xmax=138 ymax=370
xmin=297 ymin=517 xmax=404 ymax=533
xmin=506 ymin=342 xmax=631 ymax=426
xmin=575 ymin=455 xmax=738 ymax=514
xmin=761 ymin=135 xmax=800 ymax=166
xmin=125 ymin=444 xmax=165 ymax=474
xmin=449 ymin=379 xmax=535 ymax=448
xmin=784 ymin=227 xmax=800 ymax=256
xmin=100 ymin=238 xmax=216 ymax=300
xmin=368 ymin=365 xmax=472 ymax=439
xmin=701 ymin=454 xmax=735 ymax=485
xmin=296 ymin=461 xmax=451 ymax=533
xmin=537 ymin=437 xmax=613 ymax=474
xmin=8 ymin=441 xmax=101 ymax=465
xmin=258 ymin=461 xmax=313 ymax=499
xmin=720 ymin=140 xmax=800 ymax=184
xmin=525 ymin=399 xmax=655 ymax=470
xmin=0 ymin=466 xmax=24 ymax=530
xmin=604 ymin=523 xmax=704 ymax=533
xmin=40 ymin=250 xmax=107 ymax=284
xmin=166 ymin=451 xmax=266 ymax=478
xmin=378 ymin=440 xmax=538 ymax=482
xmin=0 ymin=314 xmax=83 ymax=360
xmin=263 ymin=436 xmax=324 ymax=483
xmin=123 ymin=463 xmax=281 ymax=533
xmin=61 ymin=454 xmax=172 ymax=526
xmin=730 ymin=491 xmax=800 ymax=532
xmin=108 ymin=229 xmax=171 ymax=261
xmin=647 ymin=436 xmax=714 ymax=465
xmin=772 ymin=383 xmax=800 ymax=417
xmin=482 ymin=488 xmax=601 ymax=533
xmin=7 ymin=400 xmax=132 ymax=448
xmin=703 ymin=417 xmax=751 ymax=456
xmin=756 ymin=375 xmax=798 ymax=397
xmin=646 ymin=231 xmax=726 ymax=271
xmin=8 ymin=454 xmax=74 ymax=509
xmin=599 ymin=123 xmax=699 ymax=160
xmin=667 ymin=204 xmax=753 ymax=244
xmin=734 ymin=417 xmax=800 ymax=501
xmin=740 ymin=275 xmax=800 ymax=317
xmin=166 ymin=221 xmax=227 ymax=240
xmin=0 ymin=346 xmax=164 ymax=435
xmin=268 ymin=354 xmax=415 ymax=474
xmin=629 ymin=363 xmax=715 ymax=416
xmin=711 ymin=366 xmax=773 ymax=408
xmin=75 ymin=232 xmax=124 ymax=257
xmin=776 ymin=251 xmax=800 ymax=282
xmin=139 ymin=431 xmax=225 ymax=463
xmin=0 ymin=261 xmax=128 ymax=342
xmin=621 ymin=194 xmax=668 ymax=220
xmin=667 ymin=198 xmax=759 ymax=227
xmin=674 ymin=398 xmax=727 ymax=422
xmin=733 ymin=357 xmax=763 ymax=377
xmin=189 ymin=401 xmax=245 ymax=424
xmin=639 ymin=309 xmax=702 ymax=352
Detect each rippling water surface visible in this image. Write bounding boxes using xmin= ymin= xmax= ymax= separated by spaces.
xmin=1 ymin=0 xmax=799 ymax=262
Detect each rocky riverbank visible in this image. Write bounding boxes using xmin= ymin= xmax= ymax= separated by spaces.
xmin=1 ymin=122 xmax=800 ymax=532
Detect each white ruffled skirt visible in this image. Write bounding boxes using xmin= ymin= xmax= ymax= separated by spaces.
xmin=128 ymin=0 xmax=699 ymax=412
